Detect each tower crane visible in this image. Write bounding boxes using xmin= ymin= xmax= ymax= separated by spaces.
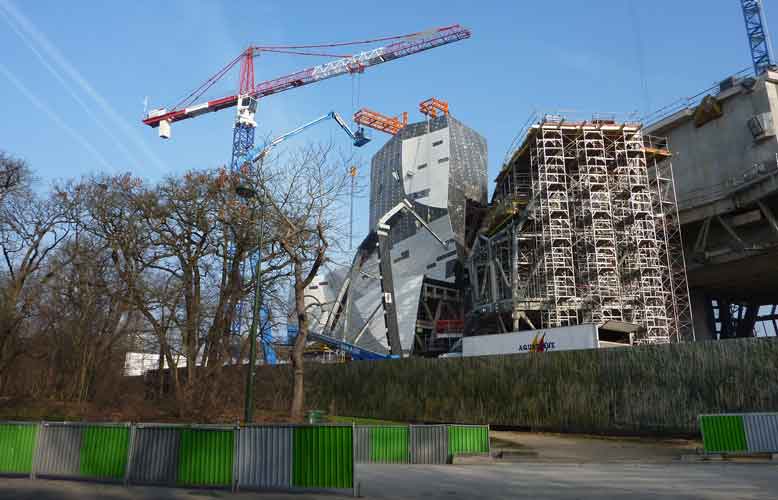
xmin=141 ymin=24 xmax=471 ymax=358
xmin=143 ymin=24 xmax=471 ymax=171
xmin=741 ymin=0 xmax=774 ymax=75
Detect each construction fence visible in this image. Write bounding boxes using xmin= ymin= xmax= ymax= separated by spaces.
xmin=699 ymin=413 xmax=778 ymax=455
xmin=0 ymin=421 xmax=490 ymax=492
xmin=0 ymin=421 xmax=354 ymax=494
xmin=354 ymin=424 xmax=490 ymax=464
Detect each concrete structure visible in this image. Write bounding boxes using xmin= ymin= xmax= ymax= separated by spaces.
xmin=645 ymin=69 xmax=778 ymax=339
xmin=301 ymin=113 xmax=487 ymax=356
xmin=467 ymin=114 xmax=690 ymax=344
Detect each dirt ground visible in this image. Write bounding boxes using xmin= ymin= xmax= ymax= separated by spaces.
xmin=490 ymin=430 xmax=701 ymax=463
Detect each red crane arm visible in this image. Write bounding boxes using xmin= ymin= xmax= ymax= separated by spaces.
xmin=143 ymin=24 xmax=470 ymax=128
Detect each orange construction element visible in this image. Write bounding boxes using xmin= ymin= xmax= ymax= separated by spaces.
xmin=353 ymin=108 xmax=408 ymax=135
xmin=419 ymin=97 xmax=449 ymax=118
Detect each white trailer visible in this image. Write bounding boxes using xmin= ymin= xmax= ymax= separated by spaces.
xmin=441 ymin=323 xmax=632 ymax=358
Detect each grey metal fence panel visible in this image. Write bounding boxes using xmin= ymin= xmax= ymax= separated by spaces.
xmin=128 ymin=426 xmax=180 ymax=485
xmin=236 ymin=426 xmax=292 ymax=490
xmin=354 ymin=426 xmax=371 ymax=464
xmin=744 ymin=413 xmax=778 ymax=453
xmin=410 ymin=425 xmax=448 ymax=464
xmin=34 ymin=423 xmax=83 ymax=477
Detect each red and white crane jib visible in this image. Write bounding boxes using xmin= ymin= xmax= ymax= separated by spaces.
xmin=142 ymin=24 xmax=470 ymax=130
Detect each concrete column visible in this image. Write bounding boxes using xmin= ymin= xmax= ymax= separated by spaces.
xmin=690 ymin=287 xmax=715 ymax=341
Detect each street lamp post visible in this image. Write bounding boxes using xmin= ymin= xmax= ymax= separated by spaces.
xmin=236 ymin=183 xmax=264 ymax=424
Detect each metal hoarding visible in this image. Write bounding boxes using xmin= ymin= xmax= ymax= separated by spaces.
xmin=448 ymin=425 xmax=489 ymax=455
xmin=410 ymin=425 xmax=448 ymax=464
xmin=177 ymin=427 xmax=234 ymax=487
xmin=743 ymin=413 xmax=778 ymax=453
xmin=292 ymin=425 xmax=353 ymax=489
xmin=34 ymin=423 xmax=83 ymax=478
xmin=0 ymin=422 xmax=38 ymax=475
xmin=354 ymin=426 xmax=370 ymax=464
xmin=699 ymin=415 xmax=748 ymax=453
xmin=129 ymin=425 xmax=180 ymax=485
xmin=369 ymin=426 xmax=409 ymax=463
xmin=79 ymin=424 xmax=130 ymax=480
xmin=236 ymin=426 xmax=292 ymax=490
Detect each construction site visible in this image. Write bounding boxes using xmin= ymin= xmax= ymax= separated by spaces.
xmin=466 ymin=118 xmax=690 ymax=345
xmin=126 ymin=1 xmax=778 ymax=364
xmin=6 ymin=2 xmax=778 ymax=498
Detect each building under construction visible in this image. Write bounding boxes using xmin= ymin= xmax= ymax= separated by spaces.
xmin=466 ymin=115 xmax=692 ymax=344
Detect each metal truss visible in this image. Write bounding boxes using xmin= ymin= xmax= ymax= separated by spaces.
xmin=533 ymin=126 xmax=578 ymax=327
xmin=645 ymin=135 xmax=695 ymax=342
xmin=468 ymin=115 xmax=689 ymax=343
xmin=611 ymin=128 xmax=669 ymax=343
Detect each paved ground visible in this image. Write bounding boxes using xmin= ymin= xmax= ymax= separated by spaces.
xmin=1 ymin=463 xmax=777 ymax=500
xmin=0 ymin=433 xmax=774 ymax=499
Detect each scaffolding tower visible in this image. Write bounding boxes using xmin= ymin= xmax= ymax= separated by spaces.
xmin=468 ymin=114 xmax=691 ymax=343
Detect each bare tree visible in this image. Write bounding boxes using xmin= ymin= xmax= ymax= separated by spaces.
xmin=0 ymin=152 xmax=30 ymax=206
xmin=253 ymin=142 xmax=353 ymax=420
xmin=73 ymin=169 xmax=289 ymax=415
xmin=0 ymin=165 xmax=70 ymax=387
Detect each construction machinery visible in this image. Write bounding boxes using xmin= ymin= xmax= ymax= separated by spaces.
xmin=247 ymin=111 xmax=369 ymax=163
xmin=142 ymin=25 xmax=471 ymax=363
xmin=353 ymin=97 xmax=450 ymax=136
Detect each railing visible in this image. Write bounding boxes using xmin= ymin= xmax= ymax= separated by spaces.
xmin=354 ymin=424 xmax=490 ymax=464
xmin=0 ymin=421 xmax=355 ymax=494
xmin=699 ymin=413 xmax=778 ymax=454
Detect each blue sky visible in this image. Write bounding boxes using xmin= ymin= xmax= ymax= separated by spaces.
xmin=0 ymin=0 xmax=762 ymax=241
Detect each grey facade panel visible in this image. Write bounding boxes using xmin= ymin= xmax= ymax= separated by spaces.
xmin=409 ymin=425 xmax=448 ymax=464
xmin=354 ymin=426 xmax=370 ymax=464
xmin=236 ymin=426 xmax=292 ymax=489
xmin=129 ymin=426 xmax=179 ymax=485
xmin=35 ymin=424 xmax=83 ymax=477
xmin=744 ymin=414 xmax=778 ymax=453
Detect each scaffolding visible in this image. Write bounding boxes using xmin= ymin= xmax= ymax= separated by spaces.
xmin=468 ymin=114 xmax=691 ymax=343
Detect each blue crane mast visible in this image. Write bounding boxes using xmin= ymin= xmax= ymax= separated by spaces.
xmin=741 ymin=0 xmax=775 ymax=75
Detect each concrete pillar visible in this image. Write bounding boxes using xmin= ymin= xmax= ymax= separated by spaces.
xmin=690 ymin=287 xmax=715 ymax=341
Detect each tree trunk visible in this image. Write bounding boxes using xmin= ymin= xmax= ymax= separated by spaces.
xmin=290 ymin=275 xmax=307 ymax=421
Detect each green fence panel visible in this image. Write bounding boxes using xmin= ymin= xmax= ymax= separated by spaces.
xmin=292 ymin=426 xmax=353 ymax=489
xmin=369 ymin=426 xmax=409 ymax=463
xmin=0 ymin=424 xmax=38 ymax=474
xmin=79 ymin=426 xmax=130 ymax=479
xmin=700 ymin=415 xmax=748 ymax=453
xmin=448 ymin=425 xmax=489 ymax=455
xmin=177 ymin=429 xmax=234 ymax=487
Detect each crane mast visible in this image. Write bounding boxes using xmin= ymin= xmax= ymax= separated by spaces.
xmin=741 ymin=0 xmax=774 ymax=75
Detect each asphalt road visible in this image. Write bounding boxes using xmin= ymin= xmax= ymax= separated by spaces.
xmin=0 ymin=462 xmax=776 ymax=500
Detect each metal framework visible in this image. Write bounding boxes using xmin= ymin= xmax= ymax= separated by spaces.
xmin=353 ymin=108 xmax=408 ymax=135
xmin=468 ymin=115 xmax=692 ymax=343
xmin=741 ymin=0 xmax=774 ymax=75
xmin=645 ymin=135 xmax=695 ymax=341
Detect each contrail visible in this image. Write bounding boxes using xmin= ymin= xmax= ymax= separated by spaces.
xmin=0 ymin=0 xmax=169 ymax=174
xmin=0 ymin=62 xmax=114 ymax=171
xmin=0 ymin=9 xmax=145 ymax=173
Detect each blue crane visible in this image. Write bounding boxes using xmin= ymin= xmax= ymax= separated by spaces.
xmin=741 ymin=0 xmax=775 ymax=75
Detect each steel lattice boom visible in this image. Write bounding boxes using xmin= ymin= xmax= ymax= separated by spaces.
xmin=741 ymin=0 xmax=774 ymax=75
xmin=142 ymin=24 xmax=471 ymax=130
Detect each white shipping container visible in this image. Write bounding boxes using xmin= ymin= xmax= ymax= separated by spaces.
xmin=461 ymin=324 xmax=603 ymax=357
